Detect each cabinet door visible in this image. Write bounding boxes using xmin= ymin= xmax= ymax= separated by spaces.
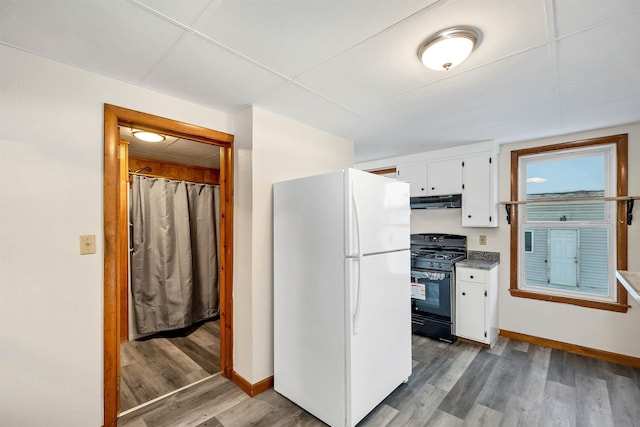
xmin=457 ymin=281 xmax=486 ymax=342
xmin=427 ymin=158 xmax=462 ymax=196
xmin=396 ymin=163 xmax=427 ymax=197
xmin=462 ymin=153 xmax=496 ymax=227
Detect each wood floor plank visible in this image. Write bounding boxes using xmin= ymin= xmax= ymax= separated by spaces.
xmin=538 ymin=380 xmax=576 ymax=427
xmin=429 ymin=343 xmax=481 ymax=392
xmin=386 ymin=383 xmax=448 ymax=427
xmin=507 ymin=339 xmax=530 ymax=353
xmin=573 ymin=354 xmax=605 ymax=380
xmin=462 ymin=403 xmax=503 ymax=427
xmin=359 ymin=403 xmax=399 ymax=427
xmin=547 ymin=348 xmax=577 ymax=387
xmin=575 ymin=374 xmax=613 ymax=427
xmin=426 ymin=409 xmax=464 ymax=427
xmin=500 ymin=395 xmax=540 ymax=427
xmin=438 ymin=350 xmax=498 ymax=420
xmin=606 ymin=373 xmax=640 ymax=427
xmin=169 ymin=335 xmax=219 ymax=374
xmin=213 ymin=395 xmax=278 ymax=426
xmin=477 ymin=349 xmax=527 ymax=412
xmin=488 ymin=335 xmax=510 ymax=356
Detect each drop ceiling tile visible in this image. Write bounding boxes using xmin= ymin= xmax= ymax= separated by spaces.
xmin=359 ymin=46 xmax=555 ymax=129
xmin=557 ymin=13 xmax=640 ymax=84
xmin=385 ymin=89 xmax=560 ymax=146
xmin=133 ymin=0 xmax=214 ymax=26
xmin=560 ymin=66 xmax=640 ymax=110
xmin=192 ymin=0 xmax=436 ymax=77
xmin=353 ymin=129 xmax=417 ymax=163
xmin=296 ymin=0 xmax=548 ymax=111
xmin=0 ymin=0 xmax=187 ymax=83
xmin=254 ymin=81 xmax=378 ymax=141
xmin=142 ymin=32 xmax=287 ymax=111
xmin=554 ymin=0 xmax=640 ymax=37
xmin=560 ymin=96 xmax=640 ymax=134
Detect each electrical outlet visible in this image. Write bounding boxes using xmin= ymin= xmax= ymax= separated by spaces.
xmin=80 ymin=234 xmax=96 ymax=255
xmin=479 ymin=235 xmax=487 ymax=245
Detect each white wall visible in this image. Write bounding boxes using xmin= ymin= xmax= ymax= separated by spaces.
xmin=233 ymin=106 xmax=353 ymax=383
xmin=496 ymin=123 xmax=640 ymax=358
xmin=0 ymin=46 xmax=233 ymax=427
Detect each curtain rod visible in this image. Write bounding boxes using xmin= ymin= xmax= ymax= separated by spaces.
xmin=500 ymin=196 xmax=637 ymax=225
xmin=499 ymin=195 xmax=640 ymax=205
xmin=128 ymin=171 xmax=216 ymax=187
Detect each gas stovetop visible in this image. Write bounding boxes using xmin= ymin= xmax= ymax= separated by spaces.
xmin=410 ymin=233 xmax=467 ymax=272
xmin=411 ymin=249 xmax=465 ymax=261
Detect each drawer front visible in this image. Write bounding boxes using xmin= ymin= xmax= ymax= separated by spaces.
xmin=456 ymin=267 xmax=486 ymax=284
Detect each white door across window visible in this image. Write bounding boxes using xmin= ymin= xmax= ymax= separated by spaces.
xmin=548 ymin=229 xmax=578 ymax=286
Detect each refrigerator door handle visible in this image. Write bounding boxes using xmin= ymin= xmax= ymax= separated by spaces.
xmin=352 ymin=255 xmax=362 ymax=335
xmin=351 ymin=180 xmax=364 ymax=335
xmin=350 ymin=180 xmax=362 ymax=258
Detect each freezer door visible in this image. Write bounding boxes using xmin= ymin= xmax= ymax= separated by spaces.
xmin=347 ymin=250 xmax=412 ymax=426
xmin=346 ymin=169 xmax=410 ymax=257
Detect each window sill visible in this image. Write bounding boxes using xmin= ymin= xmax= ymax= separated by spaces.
xmin=509 ymin=288 xmax=629 ymax=313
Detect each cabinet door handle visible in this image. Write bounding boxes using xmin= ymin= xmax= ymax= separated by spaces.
xmin=431 ymin=187 xmax=435 ymax=190
xmin=421 ymin=187 xmax=425 ymax=191
xmin=462 ymin=292 xmax=466 ymax=296
xmin=468 ymin=215 xmax=472 ymax=218
xmin=470 ymin=275 xmax=474 ymax=279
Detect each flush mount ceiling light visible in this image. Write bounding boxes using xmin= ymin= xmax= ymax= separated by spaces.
xmin=131 ymin=129 xmax=166 ymax=143
xmin=418 ymin=27 xmax=480 ymax=71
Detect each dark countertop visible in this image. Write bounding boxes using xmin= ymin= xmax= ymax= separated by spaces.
xmin=456 ymin=250 xmax=500 ymax=270
xmin=456 ymin=259 xmax=498 ymax=270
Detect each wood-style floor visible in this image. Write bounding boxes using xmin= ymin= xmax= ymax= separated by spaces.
xmin=120 ymin=319 xmax=220 ymax=412
xmin=118 ymin=334 xmax=640 ymax=426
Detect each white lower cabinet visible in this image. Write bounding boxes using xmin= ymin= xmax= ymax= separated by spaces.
xmin=455 ymin=265 xmax=498 ymax=346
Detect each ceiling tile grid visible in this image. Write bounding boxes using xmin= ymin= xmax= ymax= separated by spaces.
xmin=2 ymin=0 xmax=640 ymax=164
xmin=190 ymin=0 xmax=436 ymax=77
xmin=0 ymin=0 xmax=187 ymax=83
xmin=141 ymin=32 xmax=287 ymax=111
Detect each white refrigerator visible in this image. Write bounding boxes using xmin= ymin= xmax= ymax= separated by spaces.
xmin=273 ymin=168 xmax=411 ymax=427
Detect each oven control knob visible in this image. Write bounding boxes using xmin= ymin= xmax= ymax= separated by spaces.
xmin=429 ymin=262 xmax=435 ymax=268
xmin=438 ymin=262 xmax=443 ymax=268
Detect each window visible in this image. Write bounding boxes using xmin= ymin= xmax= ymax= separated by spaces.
xmin=524 ymin=230 xmax=534 ymax=253
xmin=509 ymin=134 xmax=629 ymax=312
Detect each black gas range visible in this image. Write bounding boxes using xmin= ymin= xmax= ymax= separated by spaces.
xmin=411 ymin=234 xmax=467 ymax=342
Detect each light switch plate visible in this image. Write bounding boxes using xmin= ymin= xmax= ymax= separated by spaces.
xmin=479 ymin=235 xmax=487 ymax=245
xmin=80 ymin=234 xmax=96 ymax=255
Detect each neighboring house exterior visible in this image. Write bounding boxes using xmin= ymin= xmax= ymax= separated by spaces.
xmin=524 ymin=191 xmax=608 ymax=294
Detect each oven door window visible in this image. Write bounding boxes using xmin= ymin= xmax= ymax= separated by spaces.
xmin=413 ymin=274 xmax=451 ymax=318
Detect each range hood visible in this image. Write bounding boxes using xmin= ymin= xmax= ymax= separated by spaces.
xmin=410 ymin=194 xmax=462 ymax=209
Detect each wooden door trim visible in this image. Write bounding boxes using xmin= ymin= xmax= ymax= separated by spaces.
xmin=103 ymin=104 xmax=235 ymax=427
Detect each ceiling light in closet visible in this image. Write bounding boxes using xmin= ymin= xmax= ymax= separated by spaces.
xmin=418 ymin=27 xmax=480 ymax=71
xmin=132 ymin=129 xmax=166 ymax=143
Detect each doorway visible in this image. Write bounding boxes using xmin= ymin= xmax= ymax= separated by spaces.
xmin=103 ymin=104 xmax=234 ymax=427
xmin=548 ymin=228 xmax=578 ymax=286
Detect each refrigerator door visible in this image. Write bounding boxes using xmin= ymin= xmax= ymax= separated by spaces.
xmin=347 ymin=249 xmax=412 ymax=426
xmin=346 ymin=169 xmax=410 ymax=257
xmin=274 ymin=171 xmax=347 ymax=427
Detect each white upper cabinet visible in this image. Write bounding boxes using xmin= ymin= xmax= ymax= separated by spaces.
xmin=396 ymin=163 xmax=427 ymax=197
xmin=384 ymin=141 xmax=498 ymax=228
xmin=461 ymin=153 xmax=498 ymax=227
xmin=427 ymin=158 xmax=463 ymax=196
